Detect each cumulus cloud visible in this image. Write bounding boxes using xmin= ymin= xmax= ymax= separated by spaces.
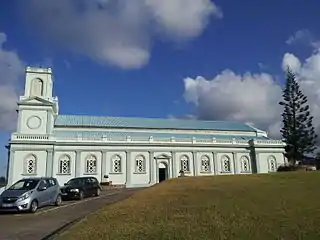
xmin=20 ymin=0 xmax=221 ymax=69
xmin=0 ymin=33 xmax=24 ymax=131
xmin=183 ymin=71 xmax=283 ymax=137
xmin=183 ymin=49 xmax=320 ymax=140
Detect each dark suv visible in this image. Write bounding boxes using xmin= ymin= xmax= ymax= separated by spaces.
xmin=60 ymin=177 xmax=102 ymax=200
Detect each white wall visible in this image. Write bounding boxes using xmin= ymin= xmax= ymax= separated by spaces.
xmin=18 ymin=109 xmax=48 ymax=134
xmin=105 ymin=151 xmax=126 ymax=185
xmin=10 ymin=149 xmax=48 ymax=185
xmin=257 ymin=152 xmax=285 ymax=173
xmin=131 ymin=151 xmax=149 ymax=186
xmin=53 ymin=151 xmax=76 ymax=185
xmin=8 ymin=143 xmax=285 ymax=188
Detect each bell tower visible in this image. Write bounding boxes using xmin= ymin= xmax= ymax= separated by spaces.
xmin=16 ymin=67 xmax=59 ymax=135
xmin=23 ymin=66 xmax=54 ymax=100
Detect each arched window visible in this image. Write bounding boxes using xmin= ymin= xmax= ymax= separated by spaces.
xmin=180 ymin=155 xmax=190 ymax=172
xmin=30 ymin=78 xmax=44 ymax=96
xmin=24 ymin=154 xmax=37 ymax=174
xmin=111 ymin=155 xmax=122 ymax=173
xmin=201 ymin=155 xmax=210 ymax=172
xmin=135 ymin=155 xmax=146 ymax=173
xmin=221 ymin=155 xmax=231 ymax=172
xmin=240 ymin=156 xmax=250 ymax=172
xmin=268 ymin=156 xmax=277 ymax=172
xmin=85 ymin=155 xmax=97 ymax=174
xmin=59 ymin=155 xmax=71 ymax=174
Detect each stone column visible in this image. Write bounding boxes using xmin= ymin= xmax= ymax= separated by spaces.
xmin=232 ymin=152 xmax=238 ymax=174
xmin=126 ymin=151 xmax=131 ymax=186
xmin=46 ymin=149 xmax=54 ymax=177
xmin=75 ymin=150 xmax=81 ymax=177
xmin=101 ymin=151 xmax=107 ymax=182
xmin=192 ymin=151 xmax=197 ymax=176
xmin=213 ymin=152 xmax=218 ymax=174
xmin=149 ymin=151 xmax=155 ymax=184
xmin=171 ymin=151 xmax=176 ymax=178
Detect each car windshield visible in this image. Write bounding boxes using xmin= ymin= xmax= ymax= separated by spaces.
xmin=66 ymin=178 xmax=85 ymax=186
xmin=8 ymin=179 xmax=39 ymax=190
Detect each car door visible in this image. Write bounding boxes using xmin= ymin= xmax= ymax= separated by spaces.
xmin=91 ymin=177 xmax=100 ymax=191
xmin=36 ymin=180 xmax=50 ymax=207
xmin=84 ymin=178 xmax=94 ymax=196
xmin=47 ymin=179 xmax=58 ymax=203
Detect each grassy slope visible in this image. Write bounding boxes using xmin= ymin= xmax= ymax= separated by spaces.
xmin=59 ymin=172 xmax=320 ymax=240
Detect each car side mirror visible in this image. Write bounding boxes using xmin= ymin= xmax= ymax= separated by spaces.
xmin=64 ymin=183 xmax=68 ymax=186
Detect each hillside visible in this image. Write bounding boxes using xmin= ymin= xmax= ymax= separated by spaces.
xmin=59 ymin=172 xmax=320 ymax=240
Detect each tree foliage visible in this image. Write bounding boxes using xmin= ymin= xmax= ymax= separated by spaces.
xmin=279 ymin=68 xmax=317 ymax=164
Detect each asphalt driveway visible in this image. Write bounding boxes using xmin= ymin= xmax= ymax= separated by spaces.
xmin=0 ymin=188 xmax=141 ymax=240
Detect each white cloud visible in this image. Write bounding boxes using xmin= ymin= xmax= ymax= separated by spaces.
xmin=286 ymin=29 xmax=320 ymax=49
xmin=183 ymin=49 xmax=320 ymax=140
xmin=282 ymin=53 xmax=301 ymax=72
xmin=20 ymin=0 xmax=221 ymax=69
xmin=0 ymin=33 xmax=24 ymax=131
xmin=183 ymin=71 xmax=283 ymax=137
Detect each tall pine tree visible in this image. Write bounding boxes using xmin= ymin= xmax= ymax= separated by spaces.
xmin=279 ymin=68 xmax=317 ymax=164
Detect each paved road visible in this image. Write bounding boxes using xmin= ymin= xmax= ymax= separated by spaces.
xmin=0 ymin=188 xmax=141 ymax=240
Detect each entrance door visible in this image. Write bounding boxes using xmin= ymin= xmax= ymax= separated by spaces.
xmin=158 ymin=162 xmax=168 ymax=182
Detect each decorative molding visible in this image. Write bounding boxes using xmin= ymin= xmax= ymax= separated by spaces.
xmin=10 ymin=134 xmax=284 ymax=148
xmin=109 ymin=172 xmax=123 ymax=175
xmin=26 ymin=116 xmax=42 ymax=130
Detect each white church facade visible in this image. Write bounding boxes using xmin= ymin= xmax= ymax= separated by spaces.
xmin=6 ymin=67 xmax=286 ymax=187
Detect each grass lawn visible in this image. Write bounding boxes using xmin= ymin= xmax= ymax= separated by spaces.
xmin=58 ymin=172 xmax=320 ymax=240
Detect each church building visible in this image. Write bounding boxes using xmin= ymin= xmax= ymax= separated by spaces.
xmin=6 ymin=67 xmax=286 ymax=187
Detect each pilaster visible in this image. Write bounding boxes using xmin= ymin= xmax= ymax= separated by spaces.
xmin=46 ymin=149 xmax=54 ymax=177
xmin=7 ymin=149 xmax=15 ymax=186
xmin=46 ymin=110 xmax=50 ymax=134
xmin=126 ymin=151 xmax=131 ymax=185
xmin=149 ymin=151 xmax=155 ymax=184
xmin=256 ymin=152 xmax=260 ymax=173
xmin=101 ymin=151 xmax=107 ymax=182
xmin=232 ymin=152 xmax=238 ymax=174
xmin=171 ymin=151 xmax=176 ymax=178
xmin=75 ymin=150 xmax=81 ymax=177
xmin=192 ymin=151 xmax=197 ymax=176
xmin=213 ymin=152 xmax=218 ymax=174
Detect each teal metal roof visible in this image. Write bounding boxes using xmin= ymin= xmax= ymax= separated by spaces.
xmin=53 ymin=130 xmax=269 ymax=141
xmin=54 ymin=115 xmax=256 ymax=132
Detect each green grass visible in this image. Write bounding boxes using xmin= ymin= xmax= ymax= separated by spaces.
xmin=58 ymin=172 xmax=320 ymax=240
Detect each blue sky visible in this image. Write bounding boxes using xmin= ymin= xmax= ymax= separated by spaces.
xmin=0 ymin=0 xmax=320 ymax=176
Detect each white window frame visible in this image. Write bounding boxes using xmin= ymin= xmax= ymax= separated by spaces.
xmin=85 ymin=154 xmax=97 ymax=174
xmin=221 ymin=155 xmax=231 ymax=172
xmin=24 ymin=154 xmax=37 ymax=175
xmin=58 ymin=154 xmax=71 ymax=174
xmin=268 ymin=156 xmax=277 ymax=172
xmin=180 ymin=155 xmax=190 ymax=172
xmin=111 ymin=154 xmax=122 ymax=173
xmin=200 ymin=155 xmax=211 ymax=172
xmin=134 ymin=155 xmax=146 ymax=173
xmin=240 ymin=156 xmax=250 ymax=173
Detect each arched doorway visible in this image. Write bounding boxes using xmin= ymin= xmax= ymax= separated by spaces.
xmin=158 ymin=162 xmax=168 ymax=182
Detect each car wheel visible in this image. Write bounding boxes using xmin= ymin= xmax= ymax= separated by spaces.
xmin=78 ymin=190 xmax=84 ymax=200
xmin=29 ymin=200 xmax=38 ymax=213
xmin=95 ymin=188 xmax=100 ymax=197
xmin=55 ymin=195 xmax=62 ymax=206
